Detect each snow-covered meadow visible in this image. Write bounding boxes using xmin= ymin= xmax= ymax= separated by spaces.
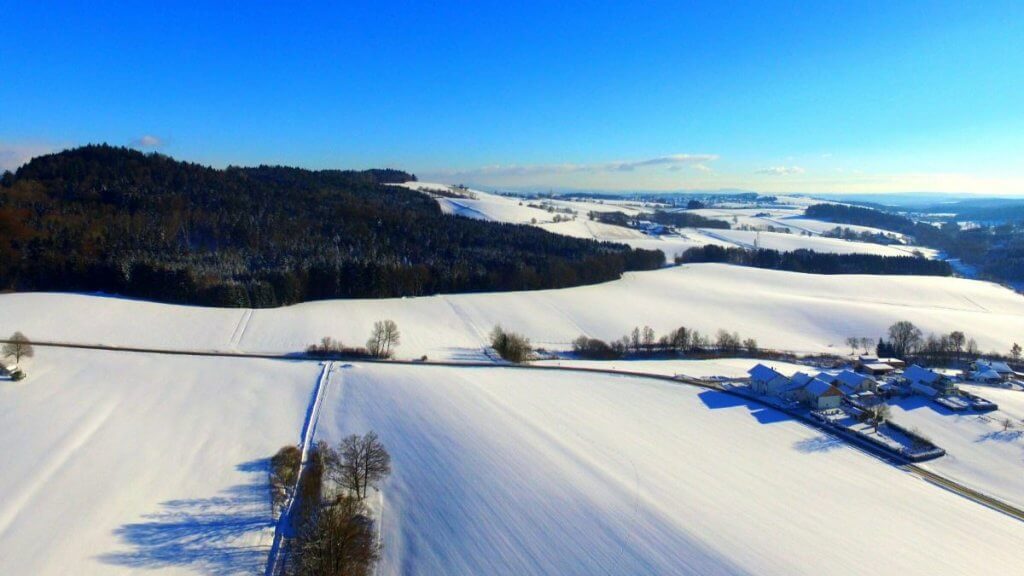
xmin=315 ymin=363 xmax=1024 ymax=575
xmin=2 ymin=263 xmax=1020 ymax=361
xmin=0 ymin=347 xmax=317 ymax=575
xmin=398 ymin=182 xmax=938 ymax=259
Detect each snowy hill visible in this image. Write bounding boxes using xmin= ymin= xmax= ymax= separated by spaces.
xmin=398 ymin=182 xmax=938 ymax=260
xmin=2 ymin=264 xmax=1020 ymax=360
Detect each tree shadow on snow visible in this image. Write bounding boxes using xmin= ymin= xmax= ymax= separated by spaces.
xmin=96 ymin=458 xmax=272 ymax=576
xmin=977 ymin=429 xmax=1024 ymax=443
xmin=793 ymin=435 xmax=844 ymax=453
xmin=697 ymin=390 xmax=791 ymax=425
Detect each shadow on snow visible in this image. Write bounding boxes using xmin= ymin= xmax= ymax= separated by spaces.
xmin=96 ymin=459 xmax=272 ymax=576
xmin=697 ymin=390 xmax=791 ymax=425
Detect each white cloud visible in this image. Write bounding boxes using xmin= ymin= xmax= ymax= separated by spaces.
xmin=132 ymin=135 xmax=164 ymax=148
xmin=0 ymin=143 xmax=56 ymax=172
xmin=434 ymin=153 xmax=719 ymax=179
xmin=755 ymin=166 xmax=805 ymax=175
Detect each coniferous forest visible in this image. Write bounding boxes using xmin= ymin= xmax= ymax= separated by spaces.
xmin=0 ymin=145 xmax=664 ymax=307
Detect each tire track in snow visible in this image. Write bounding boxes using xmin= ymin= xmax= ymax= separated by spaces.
xmin=0 ymin=400 xmax=119 ymax=538
xmin=228 ymin=309 xmax=254 ymax=348
xmin=265 ymin=361 xmax=336 ymax=576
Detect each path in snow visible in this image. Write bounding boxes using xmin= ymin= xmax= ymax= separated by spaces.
xmin=265 ymin=361 xmax=337 ymax=576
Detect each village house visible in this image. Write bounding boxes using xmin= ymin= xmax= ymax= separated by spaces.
xmin=832 ymin=370 xmax=878 ymax=395
xmin=780 ymin=371 xmax=814 ymax=402
xmin=748 ymin=364 xmax=790 ymax=395
xmin=972 ymin=360 xmax=1015 ymax=382
xmin=903 ymin=364 xmax=955 ymax=396
xmin=804 ymin=378 xmax=844 ymax=410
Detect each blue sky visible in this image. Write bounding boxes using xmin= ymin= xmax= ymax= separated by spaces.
xmin=2 ymin=1 xmax=1022 ymax=194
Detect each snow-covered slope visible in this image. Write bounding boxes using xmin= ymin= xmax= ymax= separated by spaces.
xmin=315 ymin=363 xmax=1024 ymax=575
xmin=398 ymin=183 xmax=936 ymax=259
xmin=2 ymin=264 xmax=1021 ymax=360
xmin=889 ymin=385 xmax=1024 ymax=510
xmin=0 ymin=347 xmax=317 ymax=575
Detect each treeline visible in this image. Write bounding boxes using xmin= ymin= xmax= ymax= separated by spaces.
xmin=646 ymin=210 xmax=731 ymax=229
xmin=588 ymin=210 xmax=730 ymax=229
xmin=0 ymin=145 xmax=664 ymax=307
xmin=573 ymin=325 xmax=759 ymax=359
xmin=806 ymin=203 xmax=1024 ymax=284
xmin=675 ymin=245 xmax=952 ymax=276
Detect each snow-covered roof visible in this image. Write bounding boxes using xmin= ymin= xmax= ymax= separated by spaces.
xmin=862 ymin=362 xmax=894 ymax=371
xmin=814 ymin=371 xmax=840 ymax=384
xmin=974 ymin=369 xmax=1002 ymax=381
xmin=835 ymin=370 xmax=873 ymax=387
xmin=749 ymin=364 xmax=784 ymax=383
xmin=805 ymin=378 xmax=842 ymax=398
xmin=904 ymin=364 xmax=941 ymax=385
xmin=977 ymin=360 xmax=1013 ymax=374
xmin=789 ymin=372 xmax=813 ymax=387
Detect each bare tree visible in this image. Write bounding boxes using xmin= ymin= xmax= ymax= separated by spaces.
xmin=865 ymin=403 xmax=891 ymax=433
xmin=291 ymin=494 xmax=379 ymax=576
xmin=366 ymin=320 xmax=400 ymax=358
xmin=630 ymin=327 xmax=641 ymax=354
xmin=859 ymin=337 xmax=873 ymax=354
xmin=641 ymin=325 xmax=655 ymax=353
xmin=332 ymin=432 xmax=392 ymax=501
xmin=887 ymin=321 xmax=922 ymax=358
xmin=1011 ymin=343 xmax=1021 ymax=361
xmin=742 ymin=338 xmax=758 ymax=354
xmin=2 ymin=332 xmax=33 ymax=366
xmin=845 ymin=336 xmax=859 ymax=355
xmin=949 ymin=331 xmax=965 ymax=365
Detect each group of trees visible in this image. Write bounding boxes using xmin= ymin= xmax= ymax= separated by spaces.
xmin=676 ymin=245 xmax=953 ymax=276
xmin=0 ymin=145 xmax=664 ymax=308
xmin=871 ymin=321 xmax=982 ymax=364
xmin=572 ymin=325 xmax=758 ymax=359
xmin=490 ymin=325 xmax=532 ymax=363
xmin=587 ymin=210 xmax=730 ymax=230
xmin=285 ymin=432 xmax=392 ymax=576
xmin=306 ymin=321 xmax=401 ymax=359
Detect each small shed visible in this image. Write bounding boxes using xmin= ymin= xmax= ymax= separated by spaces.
xmin=860 ymin=362 xmax=895 ymax=377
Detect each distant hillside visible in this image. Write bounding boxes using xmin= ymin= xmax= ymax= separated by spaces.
xmin=806 ymin=203 xmax=1024 ymax=285
xmin=0 ymin=145 xmax=663 ymax=306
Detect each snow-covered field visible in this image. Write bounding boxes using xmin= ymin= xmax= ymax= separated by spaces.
xmin=698 ymin=228 xmax=938 ymax=258
xmin=315 ymin=363 xmax=1024 ymax=575
xmin=890 ymin=385 xmax=1024 ymax=510
xmin=3 ymin=264 xmax=1021 ymax=360
xmin=398 ymin=183 xmax=938 ymax=259
xmin=6 ymin=306 xmax=1024 ymax=573
xmin=0 ymin=347 xmax=317 ymax=575
xmin=534 ymin=357 xmax=812 ymax=380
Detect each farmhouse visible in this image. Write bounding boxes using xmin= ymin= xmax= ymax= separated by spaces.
xmin=804 ymin=379 xmax=844 ymax=410
xmin=780 ymin=372 xmax=814 ymax=402
xmin=748 ymin=364 xmax=789 ymax=395
xmin=972 ymin=360 xmax=1015 ymax=381
xmin=903 ymin=364 xmax=955 ymax=396
xmin=832 ymin=370 xmax=878 ymax=395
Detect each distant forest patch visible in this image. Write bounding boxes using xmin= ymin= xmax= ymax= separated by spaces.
xmin=676 ymin=245 xmax=953 ymax=276
xmin=805 ymin=203 xmax=1024 ymax=284
xmin=0 ymin=145 xmax=664 ymax=307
